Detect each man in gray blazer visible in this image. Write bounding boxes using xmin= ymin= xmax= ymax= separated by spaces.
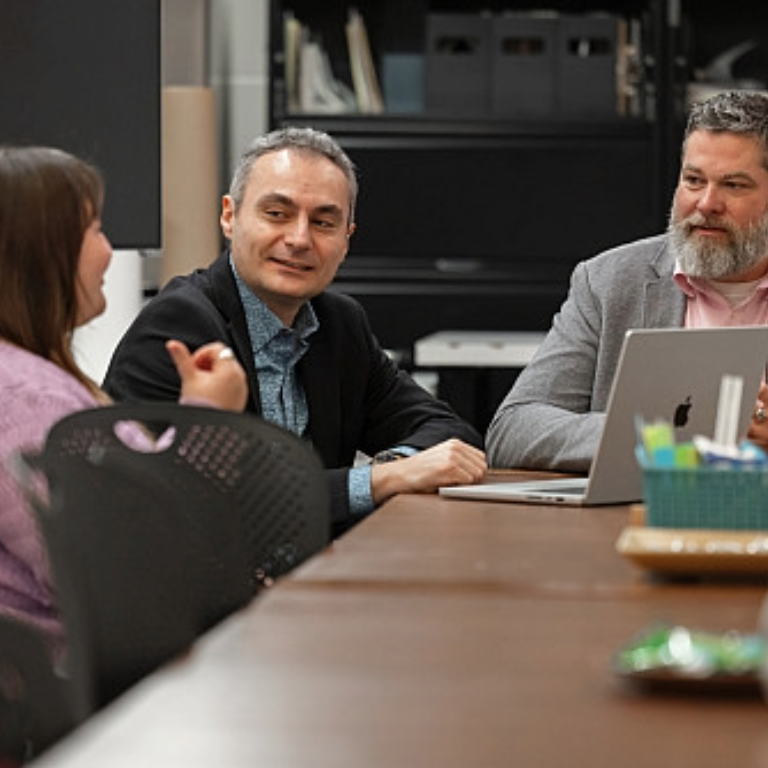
xmin=488 ymin=90 xmax=768 ymax=471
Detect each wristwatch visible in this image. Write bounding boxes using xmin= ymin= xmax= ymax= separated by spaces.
xmin=371 ymin=449 xmax=409 ymax=465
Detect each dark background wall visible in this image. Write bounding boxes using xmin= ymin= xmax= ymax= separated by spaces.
xmin=0 ymin=0 xmax=162 ymax=249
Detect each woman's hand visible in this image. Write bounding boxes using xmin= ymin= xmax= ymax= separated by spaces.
xmin=166 ymin=340 xmax=248 ymax=412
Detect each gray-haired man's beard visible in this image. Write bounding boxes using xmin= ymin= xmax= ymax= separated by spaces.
xmin=668 ymin=210 xmax=768 ymax=280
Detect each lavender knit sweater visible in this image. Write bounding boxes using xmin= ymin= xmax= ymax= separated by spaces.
xmin=0 ymin=340 xmax=98 ymax=648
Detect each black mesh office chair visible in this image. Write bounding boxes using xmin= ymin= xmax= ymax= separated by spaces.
xmin=16 ymin=403 xmax=330 ymax=714
xmin=0 ymin=614 xmax=77 ymax=764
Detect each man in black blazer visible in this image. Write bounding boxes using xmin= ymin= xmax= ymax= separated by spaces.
xmin=103 ymin=127 xmax=486 ymax=538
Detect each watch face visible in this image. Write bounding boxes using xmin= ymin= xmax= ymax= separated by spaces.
xmin=372 ymin=450 xmax=406 ymax=464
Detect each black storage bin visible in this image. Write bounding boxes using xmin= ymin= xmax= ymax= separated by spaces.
xmin=492 ymin=13 xmax=557 ymax=117
xmin=424 ymin=13 xmax=492 ymax=115
xmin=556 ymin=14 xmax=619 ymax=118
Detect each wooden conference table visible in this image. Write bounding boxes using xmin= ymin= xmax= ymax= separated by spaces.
xmin=32 ymin=474 xmax=768 ymax=768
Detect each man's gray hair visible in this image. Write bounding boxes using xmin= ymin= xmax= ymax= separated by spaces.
xmin=684 ymin=90 xmax=768 ymax=169
xmin=228 ymin=126 xmax=358 ymax=222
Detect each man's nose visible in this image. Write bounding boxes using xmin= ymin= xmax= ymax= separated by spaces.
xmin=696 ymin=183 xmax=726 ymax=215
xmin=285 ymin=215 xmax=311 ymax=247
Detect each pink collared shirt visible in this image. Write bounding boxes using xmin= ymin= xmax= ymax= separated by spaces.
xmin=673 ymin=265 xmax=768 ymax=328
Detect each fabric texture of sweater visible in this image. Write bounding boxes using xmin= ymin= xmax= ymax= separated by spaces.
xmin=0 ymin=341 xmax=98 ymax=650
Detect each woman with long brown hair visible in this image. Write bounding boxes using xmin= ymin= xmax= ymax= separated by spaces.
xmin=0 ymin=146 xmax=246 ymax=648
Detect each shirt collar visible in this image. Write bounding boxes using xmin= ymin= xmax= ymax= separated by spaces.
xmin=230 ymin=255 xmax=319 ymax=352
xmin=673 ymin=259 xmax=768 ymax=299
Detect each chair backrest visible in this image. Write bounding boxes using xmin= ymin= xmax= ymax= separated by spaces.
xmin=17 ymin=403 xmax=330 ymax=714
xmin=0 ymin=614 xmax=77 ymax=763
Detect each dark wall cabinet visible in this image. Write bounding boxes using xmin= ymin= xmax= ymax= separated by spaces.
xmin=269 ymin=0 xmax=768 ymax=357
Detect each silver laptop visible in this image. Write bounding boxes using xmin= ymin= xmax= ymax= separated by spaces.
xmin=440 ymin=326 xmax=768 ymax=506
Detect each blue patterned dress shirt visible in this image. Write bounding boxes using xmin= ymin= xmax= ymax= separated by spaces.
xmin=232 ymin=259 xmax=374 ymax=514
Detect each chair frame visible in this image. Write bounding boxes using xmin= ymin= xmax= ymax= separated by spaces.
xmin=16 ymin=403 xmax=330 ymax=713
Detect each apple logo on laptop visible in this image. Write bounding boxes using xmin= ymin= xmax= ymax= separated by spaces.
xmin=673 ymin=395 xmax=692 ymax=428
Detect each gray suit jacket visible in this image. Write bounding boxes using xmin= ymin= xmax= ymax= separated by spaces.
xmin=486 ymin=234 xmax=686 ymax=471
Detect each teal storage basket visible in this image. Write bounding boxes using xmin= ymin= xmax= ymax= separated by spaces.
xmin=643 ymin=466 xmax=768 ymax=530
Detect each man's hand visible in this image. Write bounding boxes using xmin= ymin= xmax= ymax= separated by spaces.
xmin=370 ymin=438 xmax=487 ymax=505
xmin=167 ymin=340 xmax=248 ymax=412
xmin=747 ymin=381 xmax=768 ymax=453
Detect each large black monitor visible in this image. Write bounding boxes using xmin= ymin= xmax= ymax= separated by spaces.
xmin=0 ymin=1 xmax=161 ymax=248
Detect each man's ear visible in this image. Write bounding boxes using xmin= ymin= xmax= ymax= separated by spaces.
xmin=220 ymin=195 xmax=235 ymax=239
